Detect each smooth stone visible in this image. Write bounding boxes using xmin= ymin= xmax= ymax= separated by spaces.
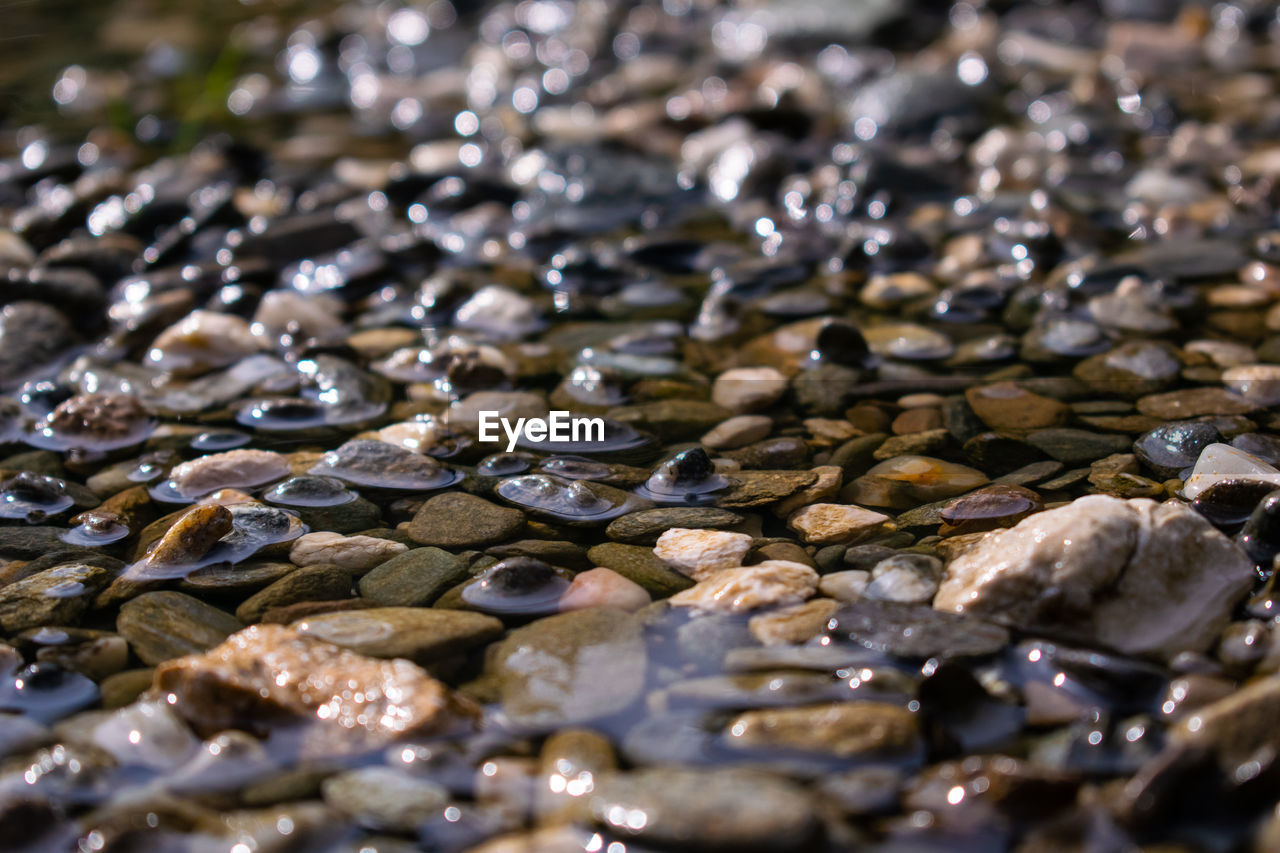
xmin=827 ymin=599 xmax=1010 ymax=658
xmin=828 ymin=433 xmax=889 ymax=479
xmin=1240 ymin=491 xmax=1280 ymax=565
xmin=1025 ymin=428 xmax=1132 ymax=466
xmin=965 ymin=382 xmax=1070 ymax=431
xmin=486 ymin=539 xmax=592 ymax=571
xmin=407 ymin=492 xmax=526 ymax=548
xmin=1134 ymin=421 xmax=1222 ymax=479
xmin=168 ymin=450 xmax=290 ymax=498
xmin=292 ymin=496 xmax=383 ymax=534
xmin=0 ymin=564 xmax=111 ymax=633
xmin=322 ymin=766 xmax=450 ymax=833
xmin=863 ymin=323 xmax=954 ymax=360
xmin=747 ymin=599 xmax=840 ymax=646
xmin=937 ymin=485 xmax=1044 ymax=536
xmin=870 ymin=429 xmax=952 ymax=460
xmin=99 ymin=668 xmax=155 ymax=709
xmin=117 ymin=591 xmax=243 ymax=666
xmin=848 ymin=456 xmax=989 ymax=509
xmin=288 ymin=532 xmax=407 ymax=572
xmin=148 ymin=310 xmax=263 ymax=375
xmin=559 ymin=568 xmax=652 ymax=613
xmin=358 ymin=547 xmax=472 ymax=607
xmin=585 ymin=543 xmax=695 ymax=597
xmin=863 ymin=554 xmax=942 ymax=605
xmin=589 ymin=768 xmax=817 ymax=850
xmin=669 ymin=561 xmax=819 ymax=613
xmin=488 ymin=609 xmax=646 ymax=728
xmin=260 ymin=598 xmax=378 ymax=624
xmin=702 ymin=415 xmax=774 ymax=449
xmin=235 ymin=564 xmax=353 ymax=623
xmin=293 ymin=607 xmax=502 ymax=664
xmin=711 ymin=367 xmax=788 ymax=412
xmin=717 ymin=469 xmax=819 ymax=508
xmin=1182 ymin=443 xmax=1280 ymax=500
xmin=786 ymin=503 xmax=893 ymax=545
xmin=962 ymin=432 xmax=1047 ymax=475
xmin=653 ymin=528 xmax=753 ymax=581
xmin=1136 ymin=388 xmax=1256 ymax=419
xmin=180 ymin=560 xmax=298 ymax=596
xmin=1073 ymin=342 xmax=1182 ymax=399
xmin=818 ymin=570 xmax=871 ymax=602
xmin=726 ymin=702 xmax=920 ymax=759
xmin=722 ymin=436 xmax=809 ymax=471
xmin=153 ymin=625 xmax=476 ymax=746
xmin=607 ymin=399 xmax=732 ymax=442
xmin=891 ymin=407 xmax=944 ymax=435
xmin=992 ymin=460 xmax=1065 ymax=487
xmin=1222 ymin=364 xmax=1280 ymax=406
xmin=140 ymin=504 xmax=234 ymax=570
xmin=605 ymin=507 xmax=743 ymax=545
xmin=536 ymin=728 xmax=617 ymax=825
xmin=935 ymin=495 xmax=1256 ymax=659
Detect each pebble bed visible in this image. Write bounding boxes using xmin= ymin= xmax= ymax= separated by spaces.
xmin=4 ymin=0 xmax=1280 ymax=850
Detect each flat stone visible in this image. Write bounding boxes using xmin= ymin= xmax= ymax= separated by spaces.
xmin=589 ymin=768 xmax=817 ymax=850
xmin=152 ymin=624 xmax=477 ymax=747
xmin=586 ymin=543 xmax=695 ymax=597
xmin=935 ymin=495 xmax=1255 ymax=658
xmin=1136 ymin=388 xmax=1256 ymax=419
xmin=117 ymin=591 xmax=243 ymax=666
xmin=669 ymin=561 xmax=819 ymax=613
xmin=818 ymin=570 xmax=870 ymax=602
xmin=711 ymin=367 xmax=789 ymax=412
xmin=0 ymin=563 xmax=112 ymax=633
xmin=1133 ymin=421 xmax=1222 ymax=479
xmin=1025 ymin=428 xmax=1132 ymax=465
xmin=827 ymin=599 xmax=1010 ymax=659
xmin=717 ymin=469 xmax=818 ymax=508
xmin=1222 ymin=364 xmax=1280 ymax=406
xmin=292 ymin=606 xmax=503 ymax=663
xmin=772 ymin=466 xmax=843 ymax=517
xmin=289 ymin=532 xmax=407 ymax=572
xmin=358 ymin=547 xmax=472 ymax=606
xmin=871 ymin=429 xmax=952 ymax=460
xmin=559 ymin=568 xmax=652 ymax=613
xmin=407 ymin=493 xmax=525 ymax=547
xmin=786 ymin=503 xmax=893 ymax=545
xmin=486 ymin=539 xmax=592 ymax=570
xmin=726 ymin=702 xmax=920 ymax=759
xmin=291 ymin=496 xmax=382 ymax=534
xmin=965 ymin=382 xmax=1070 ymax=431
xmin=605 ymin=507 xmax=743 ymax=545
xmin=937 ymin=484 xmax=1043 ymax=536
xmin=168 ymin=450 xmax=290 ymax=498
xmin=322 ymin=766 xmax=449 ymax=833
xmin=747 ymin=599 xmax=840 ymax=646
xmin=180 ymin=560 xmax=298 ymax=596
xmin=701 ymin=414 xmax=774 ymax=449
xmin=488 ymin=608 xmax=646 ymax=728
xmin=235 ymin=564 xmax=353 ymax=623
xmin=608 ymin=399 xmax=732 ymax=442
xmin=1073 ymin=342 xmax=1182 ymax=399
xmin=653 ymin=528 xmax=753 ymax=580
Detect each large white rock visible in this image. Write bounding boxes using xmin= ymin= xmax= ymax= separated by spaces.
xmin=1181 ymin=443 xmax=1280 ymax=500
xmin=934 ymin=494 xmax=1254 ymax=659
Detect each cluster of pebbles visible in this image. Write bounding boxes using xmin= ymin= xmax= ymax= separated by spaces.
xmin=7 ymin=0 xmax=1280 ymax=850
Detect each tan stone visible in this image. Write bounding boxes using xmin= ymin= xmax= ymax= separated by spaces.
xmin=669 ymin=561 xmax=818 ymax=613
xmin=290 ymin=532 xmax=407 ymax=572
xmin=773 ymin=466 xmax=843 ymax=517
xmin=747 ymin=599 xmax=840 ymax=645
xmin=653 ymin=528 xmax=753 ymax=581
xmin=786 ymin=502 xmax=891 ymax=545
xmin=168 ymin=449 xmax=290 ymax=498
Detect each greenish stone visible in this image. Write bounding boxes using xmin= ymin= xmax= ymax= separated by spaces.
xmin=828 ymin=433 xmax=888 ymax=478
xmin=586 ymin=543 xmax=694 ymax=597
xmin=1026 ymin=428 xmax=1132 ymax=465
xmin=485 ymin=539 xmax=592 ymax=570
xmin=0 ymin=563 xmax=112 ymax=633
xmin=407 ymin=492 xmax=525 ymax=547
xmin=292 ymin=496 xmax=382 ymax=535
xmin=357 ymin=547 xmax=471 ymax=606
xmin=292 ymin=606 xmax=503 ymax=664
xmin=116 ymin=591 xmax=241 ymax=666
xmin=235 ymin=564 xmax=353 ymax=623
xmin=605 ymin=507 xmax=743 ymax=545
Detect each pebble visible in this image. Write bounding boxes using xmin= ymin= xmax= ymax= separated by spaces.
xmin=1221 ymin=364 xmax=1280 ymax=406
xmin=322 ymin=766 xmax=450 ymax=833
xmin=293 ymin=607 xmax=502 ymax=663
xmin=818 ymin=570 xmax=871 ymax=603
xmin=139 ymin=504 xmax=233 ymax=571
xmin=116 ymin=591 xmax=242 ymax=665
xmin=0 ymin=563 xmax=111 ymax=633
xmin=827 ymin=599 xmax=1010 ymax=659
xmin=786 ymin=502 xmax=893 ymax=545
xmin=747 ymin=599 xmax=840 ymax=646
xmin=148 ymin=310 xmax=263 ymax=375
xmin=726 ymin=702 xmax=920 ymax=759
xmin=288 ymin=532 xmax=406 ymax=572
xmin=559 ymin=568 xmax=651 ymax=613
xmin=863 ymin=553 xmax=942 ymax=605
xmin=718 ymin=469 xmax=818 ymax=508
xmin=167 ymin=450 xmax=290 ymax=498
xmin=488 ymin=609 xmax=646 ymax=728
xmin=1133 ymin=421 xmax=1222 ymax=479
xmin=585 ymin=543 xmax=695 ymax=597
xmin=772 ymin=465 xmax=844 ymax=517
xmin=935 ymin=495 xmax=1255 ymax=658
xmin=653 ymin=528 xmax=753 ymax=581
xmin=406 ymin=492 xmax=526 ymax=547
xmin=153 ymin=624 xmax=477 ymax=746
xmin=589 ymin=768 xmax=817 ymax=850
xmin=848 ymin=455 xmax=989 ymax=509
xmin=1181 ymin=443 xmax=1280 ymax=500
xmin=701 ymin=414 xmax=774 ymax=449
xmin=669 ymin=560 xmax=819 ymax=613
xmin=605 ymin=507 xmax=742 ymax=545
xmin=358 ymin=547 xmax=471 ymax=607
xmin=1136 ymin=388 xmax=1256 ymax=419
xmin=711 ymin=367 xmax=788 ymax=412
xmin=234 ymin=564 xmax=353 ymax=623
xmin=965 ymin=382 xmax=1069 ymax=432
xmin=937 ymin=484 xmax=1043 ymax=536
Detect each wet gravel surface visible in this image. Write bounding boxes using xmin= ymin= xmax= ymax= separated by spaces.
xmin=6 ymin=0 xmax=1280 ymax=851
